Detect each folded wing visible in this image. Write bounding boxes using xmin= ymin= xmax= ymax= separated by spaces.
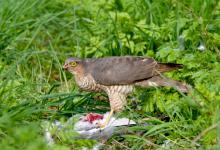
xmin=88 ymin=56 xmax=157 ymax=85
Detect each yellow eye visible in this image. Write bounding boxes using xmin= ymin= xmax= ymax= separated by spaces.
xmin=70 ymin=61 xmax=77 ymax=67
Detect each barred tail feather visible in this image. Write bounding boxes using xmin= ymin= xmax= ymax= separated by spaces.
xmin=136 ymin=76 xmax=189 ymax=93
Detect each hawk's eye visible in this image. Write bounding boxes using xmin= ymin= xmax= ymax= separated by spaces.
xmin=70 ymin=61 xmax=77 ymax=67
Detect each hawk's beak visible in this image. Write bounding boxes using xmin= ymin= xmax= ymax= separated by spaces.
xmin=63 ymin=64 xmax=68 ymax=70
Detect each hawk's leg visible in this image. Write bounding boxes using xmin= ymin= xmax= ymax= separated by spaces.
xmin=97 ymin=91 xmax=127 ymax=128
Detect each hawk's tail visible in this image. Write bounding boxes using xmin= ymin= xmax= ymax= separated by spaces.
xmin=155 ymin=63 xmax=183 ymax=73
xmin=136 ymin=76 xmax=189 ymax=93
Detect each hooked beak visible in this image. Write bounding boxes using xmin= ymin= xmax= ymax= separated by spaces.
xmin=63 ymin=63 xmax=69 ymax=70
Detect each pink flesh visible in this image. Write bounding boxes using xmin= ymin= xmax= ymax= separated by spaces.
xmin=83 ymin=113 xmax=103 ymax=123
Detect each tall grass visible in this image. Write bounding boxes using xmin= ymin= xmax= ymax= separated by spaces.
xmin=0 ymin=0 xmax=220 ymax=149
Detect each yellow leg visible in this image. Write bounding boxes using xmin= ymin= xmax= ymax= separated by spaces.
xmin=98 ymin=109 xmax=114 ymax=129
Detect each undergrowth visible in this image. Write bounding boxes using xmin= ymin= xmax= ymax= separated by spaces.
xmin=0 ymin=0 xmax=220 ymax=149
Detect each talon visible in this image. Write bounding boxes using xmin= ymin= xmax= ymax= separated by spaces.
xmin=97 ymin=122 xmax=106 ymax=129
xmin=96 ymin=109 xmax=114 ymax=129
xmin=96 ymin=120 xmax=108 ymax=129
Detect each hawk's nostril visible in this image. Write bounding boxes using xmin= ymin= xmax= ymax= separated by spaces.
xmin=63 ymin=64 xmax=68 ymax=70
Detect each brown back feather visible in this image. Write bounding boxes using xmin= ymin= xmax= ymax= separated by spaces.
xmin=82 ymin=56 xmax=183 ymax=86
xmin=84 ymin=56 xmax=157 ymax=85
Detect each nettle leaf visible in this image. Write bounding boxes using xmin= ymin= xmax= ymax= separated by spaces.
xmin=178 ymin=18 xmax=188 ymax=30
xmin=136 ymin=19 xmax=148 ymax=29
xmin=146 ymin=50 xmax=155 ymax=57
xmin=167 ymin=50 xmax=182 ymax=62
xmin=156 ymin=49 xmax=171 ymax=60
xmin=134 ymin=42 xmax=146 ymax=54
xmin=156 ymin=49 xmax=182 ymax=62
xmin=154 ymin=91 xmax=165 ymax=112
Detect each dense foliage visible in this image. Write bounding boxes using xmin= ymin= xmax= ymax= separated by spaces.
xmin=0 ymin=0 xmax=220 ymax=149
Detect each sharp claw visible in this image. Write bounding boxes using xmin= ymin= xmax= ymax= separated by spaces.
xmin=97 ymin=122 xmax=106 ymax=129
xmin=96 ymin=109 xmax=114 ymax=129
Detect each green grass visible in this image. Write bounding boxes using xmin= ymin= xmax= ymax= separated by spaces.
xmin=0 ymin=0 xmax=220 ymax=149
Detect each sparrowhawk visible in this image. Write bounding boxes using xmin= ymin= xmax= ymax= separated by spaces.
xmin=63 ymin=56 xmax=188 ymax=127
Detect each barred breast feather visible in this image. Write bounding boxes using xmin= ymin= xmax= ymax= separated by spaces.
xmin=75 ymin=73 xmax=134 ymax=111
xmin=75 ymin=74 xmax=102 ymax=92
xmin=103 ymin=85 xmax=134 ymax=111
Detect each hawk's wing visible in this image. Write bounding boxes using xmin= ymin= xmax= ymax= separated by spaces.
xmin=86 ymin=56 xmax=157 ymax=85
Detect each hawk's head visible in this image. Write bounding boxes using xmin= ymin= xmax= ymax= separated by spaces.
xmin=63 ymin=57 xmax=83 ymax=75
